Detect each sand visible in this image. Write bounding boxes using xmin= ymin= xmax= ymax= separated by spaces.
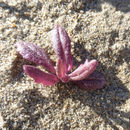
xmin=0 ymin=0 xmax=130 ymax=129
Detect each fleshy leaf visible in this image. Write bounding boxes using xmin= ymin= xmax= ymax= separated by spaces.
xmin=69 ymin=59 xmax=88 ymax=77
xmin=56 ymin=58 xmax=69 ymax=82
xmin=16 ymin=42 xmax=56 ymax=74
xmin=74 ymin=71 xmax=106 ymax=91
xmin=23 ymin=65 xmax=59 ymax=86
xmin=69 ymin=59 xmax=98 ymax=81
xmin=51 ymin=26 xmax=65 ymax=61
xmin=51 ymin=25 xmax=73 ymax=72
xmin=58 ymin=25 xmax=73 ymax=71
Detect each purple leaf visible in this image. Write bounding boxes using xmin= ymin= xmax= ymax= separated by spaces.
xmin=69 ymin=59 xmax=98 ymax=81
xmin=58 ymin=25 xmax=73 ymax=71
xmin=74 ymin=71 xmax=106 ymax=91
xmin=51 ymin=25 xmax=73 ymax=72
xmin=16 ymin=42 xmax=56 ymax=74
xmin=68 ymin=59 xmax=88 ymax=77
xmin=16 ymin=25 xmax=106 ymax=91
xmin=56 ymin=58 xmax=69 ymax=82
xmin=23 ymin=65 xmax=59 ymax=86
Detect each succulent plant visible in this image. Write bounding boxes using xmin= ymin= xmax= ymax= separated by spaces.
xmin=16 ymin=25 xmax=105 ymax=91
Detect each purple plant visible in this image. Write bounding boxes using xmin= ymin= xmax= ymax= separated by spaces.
xmin=16 ymin=25 xmax=105 ymax=91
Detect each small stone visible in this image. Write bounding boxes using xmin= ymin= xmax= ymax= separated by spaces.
xmin=12 ymin=23 xmax=17 ymax=28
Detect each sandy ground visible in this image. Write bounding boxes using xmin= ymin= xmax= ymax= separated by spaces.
xmin=0 ymin=0 xmax=130 ymax=129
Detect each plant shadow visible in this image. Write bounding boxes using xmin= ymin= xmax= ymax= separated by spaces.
xmin=1 ymin=53 xmax=36 ymax=88
xmin=57 ymin=42 xmax=130 ymax=129
xmin=10 ymin=53 xmax=36 ymax=82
